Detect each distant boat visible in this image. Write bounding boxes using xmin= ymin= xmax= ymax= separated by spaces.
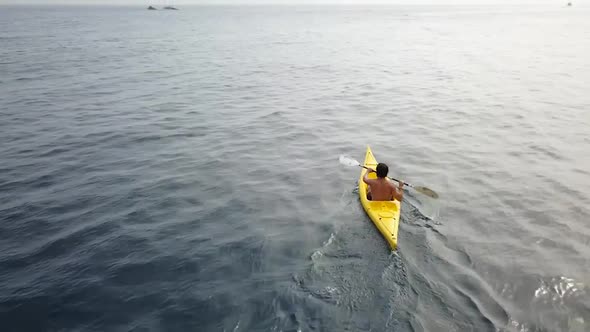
xmin=163 ymin=6 xmax=178 ymax=10
xmin=567 ymin=2 xmax=572 ymax=5
xmin=147 ymin=5 xmax=157 ymax=10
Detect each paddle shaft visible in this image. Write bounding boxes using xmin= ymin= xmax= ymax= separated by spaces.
xmin=360 ymin=165 xmax=414 ymax=188
xmin=339 ymin=154 xmax=437 ymax=198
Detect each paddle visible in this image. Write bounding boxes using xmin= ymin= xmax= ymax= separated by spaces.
xmin=339 ymin=155 xmax=439 ymax=199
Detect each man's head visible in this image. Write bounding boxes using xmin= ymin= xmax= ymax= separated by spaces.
xmin=376 ymin=163 xmax=389 ymax=178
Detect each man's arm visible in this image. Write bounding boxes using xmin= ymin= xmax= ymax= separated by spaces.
xmin=392 ymin=180 xmax=404 ymax=201
xmin=363 ymin=168 xmax=375 ymax=185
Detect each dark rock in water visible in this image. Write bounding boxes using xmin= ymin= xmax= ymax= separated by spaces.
xmin=163 ymin=6 xmax=178 ymax=10
xmin=147 ymin=6 xmax=157 ymax=10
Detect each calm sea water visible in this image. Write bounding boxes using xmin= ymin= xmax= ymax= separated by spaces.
xmin=1 ymin=5 xmax=589 ymax=332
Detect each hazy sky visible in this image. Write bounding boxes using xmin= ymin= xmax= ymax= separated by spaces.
xmin=0 ymin=0 xmax=583 ymax=4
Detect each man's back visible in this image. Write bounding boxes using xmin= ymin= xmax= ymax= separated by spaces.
xmin=363 ymin=163 xmax=404 ymax=201
xmin=366 ymin=177 xmax=396 ymax=201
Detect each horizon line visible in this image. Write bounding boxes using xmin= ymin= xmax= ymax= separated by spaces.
xmin=0 ymin=2 xmax=579 ymax=6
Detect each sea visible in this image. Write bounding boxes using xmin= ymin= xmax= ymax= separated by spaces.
xmin=1 ymin=4 xmax=589 ymax=332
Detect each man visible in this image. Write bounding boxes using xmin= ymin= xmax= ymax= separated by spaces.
xmin=363 ymin=163 xmax=404 ymax=201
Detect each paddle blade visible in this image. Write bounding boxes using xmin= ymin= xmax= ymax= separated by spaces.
xmin=412 ymin=186 xmax=439 ymax=199
xmin=339 ymin=155 xmax=360 ymax=167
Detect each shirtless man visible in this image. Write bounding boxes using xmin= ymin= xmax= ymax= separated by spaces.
xmin=363 ymin=163 xmax=404 ymax=201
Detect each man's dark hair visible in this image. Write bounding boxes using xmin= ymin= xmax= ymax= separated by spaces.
xmin=376 ymin=163 xmax=388 ymax=178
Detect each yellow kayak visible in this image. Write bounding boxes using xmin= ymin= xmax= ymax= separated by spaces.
xmin=358 ymin=146 xmax=401 ymax=250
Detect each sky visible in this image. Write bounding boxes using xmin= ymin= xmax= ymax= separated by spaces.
xmin=0 ymin=0 xmax=582 ymax=5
